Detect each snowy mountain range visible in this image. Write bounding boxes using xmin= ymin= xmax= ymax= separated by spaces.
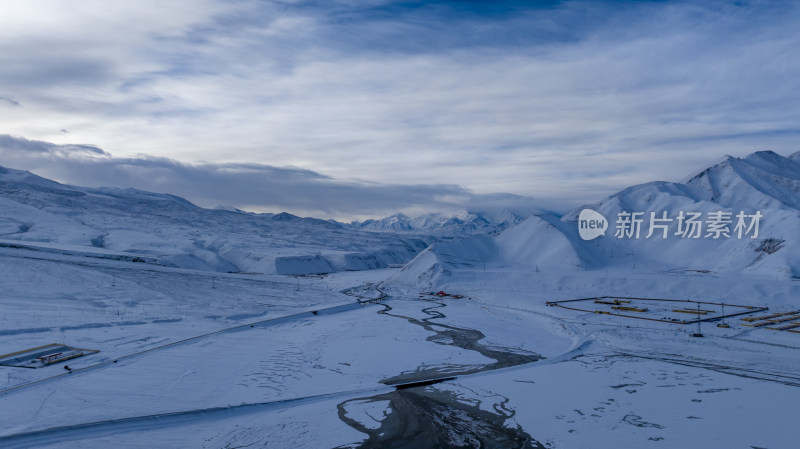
xmin=0 ymin=166 xmax=429 ymax=275
xmin=348 ymin=208 xmax=538 ymax=236
xmin=4 ymin=150 xmax=799 ymax=280
xmin=394 ymin=150 xmax=800 ymax=286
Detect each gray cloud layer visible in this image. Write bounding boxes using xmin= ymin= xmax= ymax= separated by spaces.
xmin=0 ymin=134 xmax=540 ymax=219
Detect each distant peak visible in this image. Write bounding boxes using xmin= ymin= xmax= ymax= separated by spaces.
xmin=0 ymin=165 xmax=70 ymax=189
xmin=752 ymin=149 xmax=780 ymax=156
xmin=0 ymin=165 xmax=28 ymax=176
xmin=272 ymin=212 xmax=299 ymax=221
xmin=745 ymin=149 xmax=784 ymax=162
xmin=685 ymin=151 xmax=790 ymax=182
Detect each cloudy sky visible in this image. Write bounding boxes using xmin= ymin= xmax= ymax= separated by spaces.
xmin=1 ymin=0 xmax=799 ymax=219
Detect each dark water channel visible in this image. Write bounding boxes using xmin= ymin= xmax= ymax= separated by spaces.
xmin=335 ymin=299 xmax=546 ymax=448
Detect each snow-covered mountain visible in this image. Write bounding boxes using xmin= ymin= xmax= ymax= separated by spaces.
xmin=353 ymin=213 xmax=416 ymax=232
xmin=6 ymin=150 xmax=799 ymax=281
xmin=0 ymin=165 xmax=429 ymax=275
xmin=350 ymin=208 xmax=539 ymax=236
xmin=394 ymin=150 xmax=800 ymax=286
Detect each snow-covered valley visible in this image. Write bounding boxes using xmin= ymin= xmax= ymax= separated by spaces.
xmin=2 ymin=152 xmax=800 ymax=448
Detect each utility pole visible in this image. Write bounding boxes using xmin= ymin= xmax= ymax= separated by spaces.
xmin=718 ymin=303 xmax=730 ymax=328
xmin=692 ymin=301 xmax=704 ymax=337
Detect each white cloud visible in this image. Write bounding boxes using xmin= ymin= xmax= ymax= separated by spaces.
xmin=0 ymin=134 xmax=541 ymax=219
xmin=1 ymin=0 xmax=799 ymax=209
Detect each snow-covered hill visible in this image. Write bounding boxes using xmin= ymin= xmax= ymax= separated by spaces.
xmin=393 ymin=150 xmax=800 ymax=286
xmin=0 ymin=166 xmax=428 ymax=275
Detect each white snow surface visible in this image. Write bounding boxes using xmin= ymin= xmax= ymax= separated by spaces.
xmin=0 ymin=166 xmax=429 ymax=275
xmin=2 ymin=151 xmax=800 ymax=448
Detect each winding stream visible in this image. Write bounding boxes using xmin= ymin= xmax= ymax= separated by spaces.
xmin=336 ymin=298 xmax=547 ymax=448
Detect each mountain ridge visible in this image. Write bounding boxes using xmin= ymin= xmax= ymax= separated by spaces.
xmin=348 ymin=208 xmax=543 ymax=236
xmin=392 ymin=150 xmax=800 ymax=287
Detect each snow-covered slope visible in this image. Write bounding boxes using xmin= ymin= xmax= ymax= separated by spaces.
xmin=566 ymin=150 xmax=800 ymax=275
xmin=682 ymin=150 xmax=800 ymax=211
xmin=0 ymin=166 xmax=428 ymax=275
xmin=393 ymin=150 xmax=800 ymax=286
xmin=495 ymin=214 xmax=587 ymax=271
